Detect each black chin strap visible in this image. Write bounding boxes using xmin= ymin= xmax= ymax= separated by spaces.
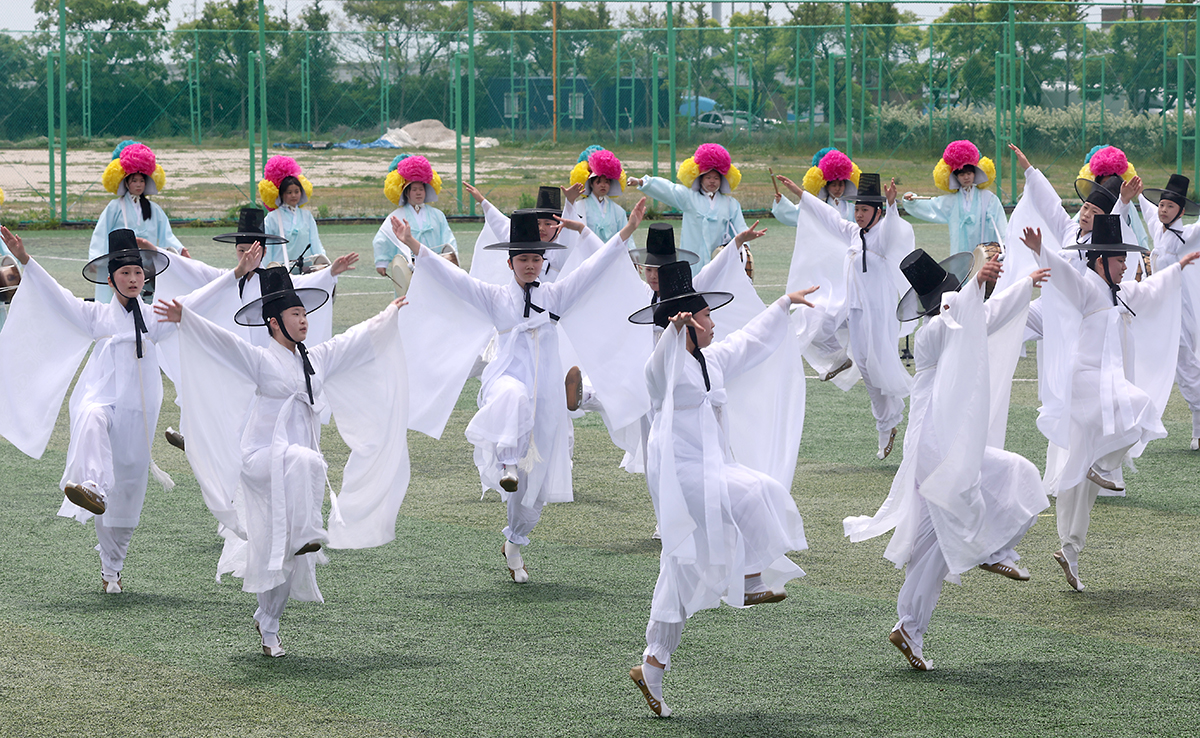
xmin=119 ymin=287 xmax=147 ymax=358
xmin=859 ymin=207 xmax=881 ymax=273
xmin=687 ymin=326 xmax=711 ymax=391
xmin=278 ymin=320 xmax=315 ymax=404
xmin=522 ymin=281 xmax=560 ymax=321
xmin=1101 ymin=257 xmax=1135 ymax=316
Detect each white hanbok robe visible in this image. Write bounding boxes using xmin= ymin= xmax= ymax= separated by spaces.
xmin=88 ymin=195 xmax=185 ymax=302
xmin=264 ymin=206 xmax=326 ymax=266
xmin=791 ymin=193 xmax=914 ymax=423
xmin=0 ymin=237 xmax=12 ymax=332
xmin=0 ymin=259 xmax=211 ymax=528
xmin=843 ymin=278 xmax=1047 ymax=578
xmin=647 ymin=296 xmax=807 ymax=623
xmin=410 ymin=229 xmax=645 ymax=533
xmin=177 ymin=302 xmax=409 ymax=598
xmin=1141 ymin=194 xmax=1200 ymax=428
xmin=468 ymin=200 xmax=573 ymax=286
xmin=903 ymin=187 xmax=1008 ymax=254
xmin=372 ymin=204 xmax=457 ymax=270
xmin=637 ymin=176 xmax=748 ymax=270
xmin=1037 ymin=246 xmax=1181 ymax=494
xmin=773 ymin=194 xmax=852 ymax=227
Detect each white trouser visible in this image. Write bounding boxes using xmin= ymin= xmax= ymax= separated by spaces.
xmin=502 ymin=468 xmax=546 ymax=547
xmin=95 ymin=523 xmax=135 ymax=582
xmin=254 ymin=576 xmax=294 ymax=638
xmin=895 ymin=498 xmax=949 ymax=653
xmin=1056 ymin=446 xmax=1126 ymax=564
xmin=847 ymin=310 xmax=905 ymax=433
xmin=1174 ymin=335 xmax=1200 ymax=433
xmin=644 ymin=619 xmax=684 ymax=670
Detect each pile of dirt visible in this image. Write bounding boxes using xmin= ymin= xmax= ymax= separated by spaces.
xmin=381 ymin=119 xmax=499 ymax=150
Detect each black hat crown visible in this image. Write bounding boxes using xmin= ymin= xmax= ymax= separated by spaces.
xmin=1081 ymin=175 xmax=1121 ymax=214
xmin=857 ymin=173 xmax=882 ymax=198
xmin=1162 ymin=173 xmax=1191 ymax=202
xmin=535 ymin=186 xmax=561 ymax=212
xmin=900 ymin=249 xmax=948 ymax=296
xmin=236 ymin=207 xmax=268 ymax=238
xmin=645 ymin=223 xmax=676 ymax=257
xmin=259 ymin=265 xmax=296 ymax=295
xmin=657 ymin=260 xmax=697 ymax=301
xmin=108 ymin=228 xmax=138 ymax=254
xmin=1091 ymin=214 xmax=1125 ymax=248
xmin=508 ymin=210 xmax=544 ymax=246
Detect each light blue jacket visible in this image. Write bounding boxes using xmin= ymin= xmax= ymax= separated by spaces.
xmin=638 ymin=176 xmax=748 ymax=270
xmin=264 ymin=206 xmax=326 ymax=266
xmin=88 ymin=195 xmax=184 ymax=302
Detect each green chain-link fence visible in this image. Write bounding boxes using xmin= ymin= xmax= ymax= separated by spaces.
xmin=2 ymin=0 xmax=1198 ymax=222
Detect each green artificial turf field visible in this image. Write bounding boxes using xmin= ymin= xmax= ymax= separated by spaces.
xmin=2 ymin=219 xmax=1199 ymax=737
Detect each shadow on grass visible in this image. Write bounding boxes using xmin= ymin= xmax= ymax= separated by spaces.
xmin=912 ymin=659 xmax=1087 ymax=693
xmin=1069 ymin=587 xmax=1200 ymax=612
xmin=44 ymin=592 xmax=210 ymax=612
xmin=230 ymin=650 xmax=441 ymax=680
xmin=673 ymin=709 xmax=864 ymax=737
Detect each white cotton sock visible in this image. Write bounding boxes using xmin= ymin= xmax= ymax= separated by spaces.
xmin=744 ymin=574 xmax=766 ymax=594
xmin=504 ymin=541 xmax=524 ymax=570
xmin=640 ymin=661 xmax=665 ymax=701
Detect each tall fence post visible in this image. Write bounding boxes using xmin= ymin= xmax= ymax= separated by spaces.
xmin=57 ymin=0 xmax=67 ymax=220
xmin=47 ymin=51 xmax=57 ymax=217
xmin=381 ymin=33 xmax=389 ymax=137
xmin=249 ymin=51 xmax=258 ymax=205
xmin=667 ymin=1 xmax=676 ymax=177
xmin=82 ymin=31 xmax=92 ymax=140
xmin=189 ymin=30 xmax=202 ymax=145
xmin=300 ymin=32 xmax=311 ymax=141
xmin=467 ymin=0 xmax=476 ymax=216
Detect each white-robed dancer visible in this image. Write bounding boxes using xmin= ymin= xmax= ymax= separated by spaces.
xmin=778 ymin=171 xmax=915 ymax=458
xmin=844 ymin=250 xmax=1049 ymax=671
xmin=158 ymin=266 xmax=410 ymax=657
xmin=1024 ymin=217 xmax=1198 ymax=591
xmin=463 ymin=184 xmax=577 ymax=287
xmin=0 ymin=227 xmax=210 ymax=594
xmin=1139 ymin=174 xmax=1200 ymax=447
xmin=627 ymin=259 xmax=816 ymax=718
xmin=389 ymin=202 xmax=648 ymax=582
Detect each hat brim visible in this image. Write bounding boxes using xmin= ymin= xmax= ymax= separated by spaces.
xmin=234 ymin=287 xmax=330 ymax=327
xmin=629 ymin=248 xmax=701 ymax=267
xmin=1064 ymin=242 xmax=1149 ymax=254
xmin=482 ymin=240 xmax=568 ymax=251
xmin=628 ymin=290 xmax=734 ymax=325
xmin=82 ymin=249 xmax=171 ymax=285
xmin=1142 ymin=188 xmax=1200 ymax=217
xmin=895 ymin=251 xmax=976 ymax=322
xmin=845 ymin=195 xmax=886 ymax=204
xmin=212 ymin=231 xmax=289 ymax=245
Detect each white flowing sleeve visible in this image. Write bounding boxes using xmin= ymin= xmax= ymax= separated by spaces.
xmin=315 ymin=304 xmax=410 ymax=550
xmin=0 ymin=259 xmax=98 ymax=457
xmin=1125 ymin=263 xmax=1184 ymax=424
xmin=178 ymin=306 xmax=262 ymax=538
xmin=292 ymin=268 xmax=336 ymax=347
xmin=399 ymin=247 xmax=496 ymax=437
xmin=1023 ymin=167 xmax=1076 ymax=239
xmin=543 ymin=230 xmax=629 ymax=313
xmin=706 ymin=296 xmax=791 ymax=380
xmin=799 ymin=192 xmax=859 ymax=241
xmin=468 ymin=200 xmax=515 ymax=286
xmin=981 ymin=277 xmax=1033 ymax=448
xmin=902 ymin=195 xmax=954 ymax=224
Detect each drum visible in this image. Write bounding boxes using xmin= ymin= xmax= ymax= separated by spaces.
xmin=1 ymin=255 xmax=22 ymax=305
xmin=977 ymin=242 xmax=1001 ymax=298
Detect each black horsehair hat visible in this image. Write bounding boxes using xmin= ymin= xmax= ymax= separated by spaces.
xmin=895 ymin=248 xmax=978 ymax=322
xmin=531 ymin=186 xmax=563 ymax=217
xmin=1070 ymin=213 xmax=1148 ymax=255
xmin=847 ymin=172 xmax=887 ymax=204
xmin=629 ymin=223 xmax=700 ymax=267
xmin=233 ymin=265 xmax=329 ymax=327
xmin=1143 ymin=173 xmax=1200 ymax=217
xmin=213 ymin=206 xmax=289 ymax=245
xmin=1074 ymin=174 xmax=1122 ymax=214
xmin=629 ymin=259 xmax=733 ymax=327
xmin=483 ymin=210 xmax=568 ymax=256
xmin=82 ymin=228 xmax=171 ymax=285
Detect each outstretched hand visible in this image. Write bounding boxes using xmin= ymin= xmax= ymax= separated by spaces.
xmin=1029 ymin=267 xmax=1051 ymax=287
xmin=553 ymin=214 xmax=586 ymax=233
xmin=885 ymin=178 xmax=898 ymax=206
xmin=618 ymin=197 xmax=648 ymax=242
xmin=331 ymin=252 xmax=359 ymax=276
xmin=154 ymin=298 xmax=183 ymax=324
xmin=1180 ymin=251 xmax=1200 ymax=269
xmin=390 ymin=216 xmax=422 ymax=254
xmin=667 ymin=310 xmax=700 ymax=333
xmin=562 ymin=183 xmax=584 ymax=204
xmin=1 ymin=226 xmax=29 ymax=265
xmin=975 ymin=255 xmax=1003 ymax=287
xmin=462 ymin=182 xmax=485 ymax=205
xmin=787 ymin=285 xmax=819 ymax=308
xmin=627 ymin=176 xmax=644 ymax=188
xmin=776 ymin=174 xmax=804 ymax=198
xmin=1008 ymin=143 xmax=1031 ymax=171
xmin=734 ymin=220 xmax=767 ymax=247
xmin=391 ymin=296 xmax=408 ymax=309
xmin=1020 ymin=226 xmax=1043 ymax=255
xmin=135 ymin=237 xmax=157 ymax=252
xmin=1121 ymin=175 xmax=1142 ymax=204
xmin=233 ymin=242 xmax=263 ymax=278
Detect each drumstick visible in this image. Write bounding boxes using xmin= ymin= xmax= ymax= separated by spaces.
xmin=768 ymin=168 xmax=780 ymax=197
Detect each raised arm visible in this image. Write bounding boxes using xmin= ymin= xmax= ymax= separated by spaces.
xmin=544 ymin=198 xmax=647 ymax=313
xmin=901 ymin=193 xmax=953 ymax=224
xmin=1021 ymin=166 xmax=1076 ymax=240
xmin=1 ymin=227 xmax=99 ymax=334
xmin=1022 ymin=227 xmax=1092 ymax=308
xmin=635 ymin=176 xmax=692 ymax=212
xmin=798 ymin=186 xmax=858 ymax=239
xmin=394 ymin=216 xmax=499 ymax=318
xmin=705 ymin=295 xmax=793 ymax=380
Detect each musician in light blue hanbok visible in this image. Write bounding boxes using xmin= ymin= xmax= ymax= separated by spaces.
xmin=630 ymin=143 xmax=748 ymax=271
xmin=902 ymin=140 xmax=1007 ymax=255
xmin=260 ymin=162 xmax=326 ymax=267
xmin=566 ymin=147 xmax=632 ymax=248
xmin=372 ymin=154 xmax=457 ymax=274
xmin=774 ymin=147 xmax=859 ymax=227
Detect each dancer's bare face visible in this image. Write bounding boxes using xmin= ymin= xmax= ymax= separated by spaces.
xmin=537 ymin=218 xmax=560 ymax=242
xmin=591 ymin=177 xmax=612 ymax=198
xmin=955 ymin=168 xmax=976 ymax=188
xmin=271 ymin=306 xmax=309 ymax=344
xmin=700 ymin=171 xmax=722 ymax=193
xmin=1093 ymin=254 xmax=1127 ymax=284
xmin=854 ymin=204 xmax=882 ymax=229
xmin=406 ymin=183 xmax=426 ymax=206
xmin=1078 ymin=202 xmax=1104 ymax=233
xmin=125 ymin=174 xmax=146 ymax=197
xmin=1159 ymin=199 xmax=1182 ymax=225
xmin=643 ymin=264 xmax=660 ymax=293
xmin=108 ymin=265 xmax=146 ymax=301
xmin=281 ymin=183 xmax=303 ymax=207
xmin=826 ymin=180 xmax=846 ymax=199
xmin=508 ymin=252 xmax=544 ymax=286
